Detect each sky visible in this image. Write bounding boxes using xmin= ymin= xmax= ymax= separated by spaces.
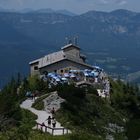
xmin=0 ymin=0 xmax=140 ymax=14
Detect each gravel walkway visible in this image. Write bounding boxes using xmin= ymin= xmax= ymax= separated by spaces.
xmin=20 ymin=93 xmax=71 ymax=135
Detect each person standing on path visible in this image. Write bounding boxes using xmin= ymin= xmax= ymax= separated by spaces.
xmin=51 ymin=107 xmax=55 ymax=118
xmin=41 ymin=122 xmax=45 ymax=131
xmin=52 ymin=117 xmax=56 ymax=128
xmin=46 ymin=116 xmax=51 ymax=126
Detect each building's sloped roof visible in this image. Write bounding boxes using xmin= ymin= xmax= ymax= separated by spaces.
xmin=65 ymin=54 xmax=93 ymax=69
xmin=29 ymin=51 xmax=64 ymax=66
xmin=38 ymin=50 xmax=65 ymax=68
xmin=61 ymin=43 xmax=80 ymax=50
xmin=29 ymin=43 xmax=93 ymax=69
xmin=38 ymin=55 xmax=93 ymax=69
xmin=29 ymin=58 xmax=41 ymax=65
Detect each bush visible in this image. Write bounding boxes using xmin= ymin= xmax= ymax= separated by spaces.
xmin=32 ymin=93 xmax=50 ymax=110
xmin=126 ymin=119 xmax=140 ymax=140
xmin=57 ymin=85 xmax=86 ymax=105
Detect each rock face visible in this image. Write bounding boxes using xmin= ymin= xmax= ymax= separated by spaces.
xmin=43 ymin=92 xmax=65 ymax=113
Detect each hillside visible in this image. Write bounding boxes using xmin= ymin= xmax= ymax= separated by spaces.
xmin=127 ymin=71 xmax=140 ymax=82
xmin=0 ymin=9 xmax=140 ymax=86
xmin=0 ymin=75 xmax=140 ymax=140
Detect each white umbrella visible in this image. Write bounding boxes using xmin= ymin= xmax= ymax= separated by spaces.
xmin=56 ymin=78 xmax=61 ymax=82
xmin=61 ymin=77 xmax=68 ymax=81
xmin=84 ymin=69 xmax=91 ymax=73
xmin=84 ymin=72 xmax=89 ymax=77
xmin=48 ymin=73 xmax=55 ymax=78
xmin=70 ymin=70 xmax=78 ymax=73
xmin=70 ymin=74 xmax=76 ymax=78
xmin=64 ymin=73 xmax=70 ymax=77
xmin=91 ymin=71 xmax=99 ymax=76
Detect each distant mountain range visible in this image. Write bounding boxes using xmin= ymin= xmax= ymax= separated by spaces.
xmin=0 ymin=8 xmax=76 ymax=16
xmin=0 ymin=9 xmax=140 ymax=87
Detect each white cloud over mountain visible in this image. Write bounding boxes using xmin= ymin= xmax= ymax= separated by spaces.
xmin=99 ymin=0 xmax=127 ymax=5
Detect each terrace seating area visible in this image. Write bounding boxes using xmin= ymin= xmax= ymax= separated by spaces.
xmin=40 ymin=66 xmax=110 ymax=98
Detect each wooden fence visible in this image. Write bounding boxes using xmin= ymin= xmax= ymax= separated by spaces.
xmin=36 ymin=123 xmax=69 ymax=135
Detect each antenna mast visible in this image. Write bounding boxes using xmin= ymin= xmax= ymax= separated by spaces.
xmin=74 ymin=35 xmax=78 ymax=46
xmin=65 ymin=37 xmax=69 ymax=45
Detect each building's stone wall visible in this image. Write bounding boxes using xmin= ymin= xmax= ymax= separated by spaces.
xmin=63 ymin=46 xmax=80 ymax=58
xmin=30 ymin=63 xmax=40 ymax=75
xmin=62 ymin=47 xmax=84 ymax=63
xmin=39 ymin=60 xmax=92 ymax=75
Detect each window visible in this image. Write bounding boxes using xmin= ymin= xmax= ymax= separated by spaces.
xmin=54 ymin=70 xmax=57 ymax=73
xmin=61 ymin=69 xmax=64 ymax=73
xmin=34 ymin=66 xmax=38 ymax=70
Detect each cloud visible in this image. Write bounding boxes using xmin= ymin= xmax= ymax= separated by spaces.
xmin=99 ymin=0 xmax=127 ymax=5
xmin=119 ymin=1 xmax=127 ymax=5
xmin=99 ymin=0 xmax=109 ymax=4
xmin=17 ymin=0 xmax=23 ymax=6
xmin=116 ymin=0 xmax=127 ymax=5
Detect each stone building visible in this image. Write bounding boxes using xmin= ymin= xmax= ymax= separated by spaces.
xmin=29 ymin=43 xmax=93 ymax=76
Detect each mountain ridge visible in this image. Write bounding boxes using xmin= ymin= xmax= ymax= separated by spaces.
xmin=0 ymin=8 xmax=76 ymax=16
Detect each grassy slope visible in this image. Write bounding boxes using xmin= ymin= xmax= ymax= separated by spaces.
xmin=32 ymin=93 xmax=51 ymax=110
xmin=0 ymin=109 xmax=37 ymax=140
xmin=55 ymin=85 xmax=126 ymax=140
